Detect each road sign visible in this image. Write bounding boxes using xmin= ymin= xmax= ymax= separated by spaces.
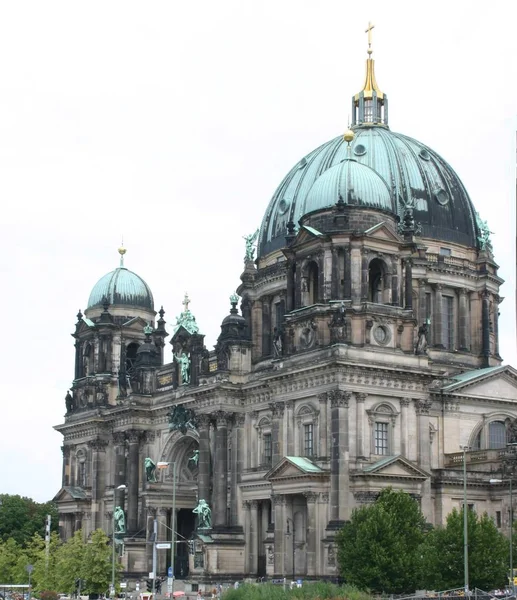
xmin=167 ymin=567 xmax=173 ymax=578
xmin=26 ymin=564 xmax=34 ymax=574
xmin=120 ymin=583 xmax=127 ymax=589
xmin=156 ymin=543 xmax=171 ymax=549
xmin=167 ymin=578 xmax=173 ymax=593
xmin=136 ymin=583 xmax=140 ymax=591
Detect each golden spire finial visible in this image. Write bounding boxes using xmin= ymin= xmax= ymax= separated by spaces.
xmin=118 ymin=237 xmax=126 ymax=267
xmin=365 ymin=21 xmax=375 ymax=56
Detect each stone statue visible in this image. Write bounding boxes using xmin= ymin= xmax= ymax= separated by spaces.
xmin=243 ymin=229 xmax=259 ymax=262
xmin=65 ymin=390 xmax=74 ymax=413
xmin=168 ymin=404 xmax=198 ymax=434
xmin=415 ymin=323 xmax=429 ymax=355
xmin=507 ymin=418 xmax=517 ymax=445
xmin=273 ymin=327 xmax=283 ymax=357
xmin=114 ymin=506 xmax=126 ymax=534
xmin=174 ymin=353 xmax=190 ymax=385
xmin=145 ymin=457 xmax=157 ymax=483
xmin=475 ymin=211 xmax=493 ymax=251
xmin=329 ymin=302 xmax=349 ymax=344
xmin=189 ymin=449 xmax=199 ymax=466
xmin=193 ymin=499 xmax=211 ymax=529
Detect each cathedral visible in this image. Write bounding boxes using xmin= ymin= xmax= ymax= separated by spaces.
xmin=54 ymin=31 xmax=517 ymax=585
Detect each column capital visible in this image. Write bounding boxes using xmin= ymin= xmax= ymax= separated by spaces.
xmin=212 ymin=410 xmax=232 ymax=428
xmin=269 ymin=401 xmax=285 ymax=418
xmin=414 ymin=399 xmax=432 ymax=415
xmin=355 ymin=392 xmax=367 ymax=403
xmin=250 ymin=500 xmax=259 ymax=509
xmin=143 ymin=431 xmax=156 ymax=444
xmin=318 ymin=392 xmax=328 ymax=403
xmin=88 ymin=438 xmax=109 ymax=451
xmin=112 ymin=431 xmax=126 ymax=445
xmin=329 ymin=389 xmax=350 ymax=408
xmin=197 ymin=414 xmax=211 ymax=429
xmin=126 ymin=430 xmax=142 ymax=444
xmin=303 ymin=492 xmax=318 ymax=504
xmin=400 ymin=397 xmax=411 ymax=407
xmin=146 ymin=506 xmax=157 ymax=516
xmin=242 ymin=500 xmax=251 ymax=510
xmin=271 ymin=493 xmax=286 ymax=506
xmin=61 ymin=445 xmax=72 ymax=457
xmin=234 ymin=413 xmax=245 ymax=427
xmin=158 ymin=507 xmax=169 ymax=516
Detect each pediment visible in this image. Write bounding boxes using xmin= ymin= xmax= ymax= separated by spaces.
xmin=440 ymin=366 xmax=517 ymax=401
xmin=122 ymin=316 xmax=150 ymax=331
xmin=265 ymin=456 xmax=328 ymax=481
xmin=364 ymin=222 xmax=400 ymax=242
xmin=291 ymin=226 xmax=327 ymax=248
xmin=354 ymin=455 xmax=429 ymax=480
xmin=75 ymin=319 xmax=96 ymax=334
xmin=53 ymin=486 xmax=88 ymax=503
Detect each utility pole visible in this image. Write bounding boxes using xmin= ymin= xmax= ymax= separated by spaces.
xmin=152 ymin=518 xmax=158 ymax=598
xmin=45 ymin=514 xmax=51 ymax=574
xmin=171 ymin=462 xmax=177 ymax=597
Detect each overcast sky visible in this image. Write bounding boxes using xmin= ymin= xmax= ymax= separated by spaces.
xmin=0 ymin=1 xmax=515 ymax=503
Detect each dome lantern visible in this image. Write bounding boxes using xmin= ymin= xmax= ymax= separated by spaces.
xmin=351 ymin=22 xmax=388 ymax=127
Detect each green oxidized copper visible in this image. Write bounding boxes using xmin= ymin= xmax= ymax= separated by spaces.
xmin=243 ymin=229 xmax=259 ymax=261
xmin=475 ymin=211 xmax=493 ymax=250
xmin=189 ymin=449 xmax=199 ymax=466
xmin=143 ymin=323 xmax=154 ymax=336
xmin=174 ymin=352 xmax=191 ymax=384
xmin=230 ymin=292 xmax=239 ymax=305
xmin=144 ymin=457 xmax=156 ymax=482
xmin=193 ymin=498 xmax=211 ymax=529
xmin=174 ymin=292 xmax=200 ymax=335
xmin=114 ymin=506 xmax=126 ymax=534
xmin=168 ymin=404 xmax=197 ymax=434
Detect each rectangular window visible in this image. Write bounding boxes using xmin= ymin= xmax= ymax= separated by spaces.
xmin=374 ymin=422 xmax=389 ymax=455
xmin=263 ymin=433 xmax=272 ymax=466
xmin=304 ymin=424 xmax=314 ymax=457
xmin=425 ymin=292 xmax=432 ymax=345
xmin=442 ymin=295 xmax=454 ymax=350
xmin=496 ymin=511 xmax=502 ymax=528
xmin=439 ymin=247 xmax=452 ymax=256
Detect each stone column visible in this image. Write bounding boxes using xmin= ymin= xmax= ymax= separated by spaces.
xmin=318 ymin=393 xmax=328 ymax=458
xmin=482 ymin=290 xmax=491 ymax=365
xmin=404 ymin=258 xmax=413 ymax=309
xmin=74 ymin=341 xmax=82 ymax=379
xmin=391 ymin=255 xmax=399 ymax=306
xmin=62 ymin=445 xmax=71 ymax=486
xmin=197 ymin=414 xmax=211 ymax=507
xmin=434 ymin=285 xmax=444 ymax=348
xmin=494 ymin=295 xmax=500 ymax=357
xmin=331 ymin=248 xmax=339 ymax=299
xmin=232 ymin=414 xmax=245 ymax=526
xmin=272 ymin=494 xmax=286 ymax=576
xmin=286 ymin=401 xmax=294 ymax=455
xmin=355 ymin=393 xmax=366 ymax=459
xmin=262 ymin=296 xmax=271 ymax=357
xmin=113 ymin=432 xmax=127 ymax=501
xmin=213 ymin=411 xmax=230 ymax=527
xmin=305 ymin=492 xmax=318 ymax=576
xmin=158 ymin=508 xmax=169 ymax=574
xmin=400 ymin=398 xmax=410 ymax=457
xmin=286 ymin=261 xmax=295 ymax=313
xmin=414 ymin=399 xmax=432 ymax=519
xmin=270 ymin=402 xmax=285 ymax=468
xmin=418 ymin=279 xmax=427 ymax=326
xmin=329 ymin=390 xmax=350 ymax=523
xmin=126 ymin=430 xmax=141 ymax=533
xmin=242 ymin=501 xmax=251 ymax=574
xmin=250 ymin=500 xmax=259 ymax=574
xmin=89 ymin=438 xmax=108 ymax=530
xmin=459 ymin=288 xmax=469 ymax=351
xmin=74 ymin=511 xmax=83 ymax=533
xmin=361 ymin=251 xmax=369 ymax=301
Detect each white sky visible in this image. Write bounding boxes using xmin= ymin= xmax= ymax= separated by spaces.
xmin=0 ymin=1 xmax=515 ymax=503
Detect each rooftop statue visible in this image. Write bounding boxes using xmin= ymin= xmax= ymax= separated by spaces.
xmin=193 ymin=498 xmax=211 ymax=529
xmin=243 ymin=229 xmax=259 ymax=262
xmin=144 ymin=457 xmax=157 ymax=483
xmin=174 ymin=352 xmax=191 ymax=385
xmin=174 ymin=292 xmax=200 ymax=335
xmin=475 ymin=212 xmax=493 ymax=251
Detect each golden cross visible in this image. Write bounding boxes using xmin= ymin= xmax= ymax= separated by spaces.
xmin=365 ymin=21 xmax=375 ymax=54
xmin=182 ymin=292 xmax=190 ymax=312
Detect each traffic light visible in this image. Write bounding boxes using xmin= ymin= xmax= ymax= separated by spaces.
xmin=146 ymin=579 xmax=153 ymax=592
xmin=187 ymin=540 xmax=195 ymax=555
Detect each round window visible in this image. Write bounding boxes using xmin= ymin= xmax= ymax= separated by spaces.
xmin=373 ymin=325 xmax=391 ymax=345
xmin=419 ymin=148 xmax=431 ymax=161
xmin=354 ymin=144 xmax=367 ymax=156
xmin=434 ymin=188 xmax=449 ymax=206
xmin=278 ymin=198 xmax=290 ymax=215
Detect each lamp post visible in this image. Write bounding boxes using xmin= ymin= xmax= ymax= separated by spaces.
xmin=157 ymin=462 xmax=176 ymax=597
xmin=111 ymin=484 xmax=127 ymax=598
xmin=461 ymin=445 xmax=470 ymax=596
xmin=286 ymin=518 xmax=295 ymax=584
xmin=490 ymin=476 xmax=514 ymax=593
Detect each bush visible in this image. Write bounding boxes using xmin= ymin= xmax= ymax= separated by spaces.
xmin=223 ymin=582 xmax=372 ymax=600
xmin=38 ymin=591 xmax=59 ymax=600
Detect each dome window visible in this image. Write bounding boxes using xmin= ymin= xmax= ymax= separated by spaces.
xmin=278 ymin=198 xmax=290 ymax=215
xmin=434 ymin=188 xmax=449 ymax=206
xmin=419 ymin=149 xmax=431 ymax=161
xmin=354 ymin=144 xmax=367 ymax=156
xmin=298 ymin=158 xmax=307 ymax=169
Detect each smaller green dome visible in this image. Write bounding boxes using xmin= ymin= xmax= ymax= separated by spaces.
xmin=305 ymin=158 xmax=392 ymax=214
xmin=87 ymin=267 xmax=154 ymax=311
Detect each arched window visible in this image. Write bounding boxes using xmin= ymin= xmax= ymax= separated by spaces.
xmin=307 ymin=262 xmax=319 ymax=304
xmin=368 ymin=259 xmax=386 ymax=304
xmin=126 ymin=342 xmax=139 ymax=372
xmin=488 ymin=421 xmax=507 ymax=449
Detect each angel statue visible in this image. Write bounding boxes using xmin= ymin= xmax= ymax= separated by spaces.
xmin=144 ymin=457 xmax=157 ymax=483
xmin=189 ymin=449 xmax=200 ymax=466
xmin=193 ymin=498 xmax=211 ymax=529
xmin=243 ymin=229 xmax=259 ymax=262
xmin=174 ymin=352 xmax=190 ymax=385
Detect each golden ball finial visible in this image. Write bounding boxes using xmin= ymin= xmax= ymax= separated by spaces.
xmin=343 ymin=129 xmax=355 ymax=143
xmin=118 ymin=246 xmax=127 ymax=256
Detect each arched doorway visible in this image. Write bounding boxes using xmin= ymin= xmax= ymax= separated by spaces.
xmin=307 ymin=261 xmax=319 ymax=304
xmin=368 ymin=258 xmax=387 ymax=304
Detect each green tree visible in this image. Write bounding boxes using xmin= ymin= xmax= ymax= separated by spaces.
xmin=0 ymin=538 xmax=24 ymax=583
xmin=82 ymin=529 xmax=112 ymax=595
xmin=422 ymin=508 xmax=508 ymax=591
xmin=336 ymin=488 xmax=428 ymax=593
xmin=55 ymin=531 xmax=87 ymax=594
xmin=0 ymin=495 xmax=58 ymax=546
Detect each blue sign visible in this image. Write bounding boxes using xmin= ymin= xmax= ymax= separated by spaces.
xmin=168 ymin=567 xmax=173 ymax=578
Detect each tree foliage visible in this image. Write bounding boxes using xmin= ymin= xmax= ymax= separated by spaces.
xmin=0 ymin=495 xmax=58 ymax=546
xmin=336 ymin=488 xmax=428 ymax=593
xmin=81 ymin=529 xmax=112 ymax=594
xmin=422 ymin=508 xmax=508 ymax=591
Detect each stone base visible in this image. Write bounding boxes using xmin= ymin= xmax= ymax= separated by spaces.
xmin=189 ymin=527 xmax=246 ymax=579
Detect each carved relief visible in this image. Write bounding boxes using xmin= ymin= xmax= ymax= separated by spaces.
xmin=328 ymin=389 xmax=350 ymax=408
xmin=298 ymin=319 xmax=317 ymax=350
xmin=329 ymin=303 xmax=350 ymax=344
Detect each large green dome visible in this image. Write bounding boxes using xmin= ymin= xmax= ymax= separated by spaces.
xmin=258 ymin=125 xmax=479 ymax=258
xmin=87 ymin=267 xmax=154 ymax=311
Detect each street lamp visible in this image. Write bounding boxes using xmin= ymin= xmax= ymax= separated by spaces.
xmin=490 ymin=476 xmax=514 ymax=593
xmin=157 ymin=462 xmax=177 ymax=597
xmin=460 ymin=445 xmax=470 ymax=596
xmin=111 ymin=484 xmax=127 ymax=598
xmin=286 ymin=518 xmax=295 ymax=584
